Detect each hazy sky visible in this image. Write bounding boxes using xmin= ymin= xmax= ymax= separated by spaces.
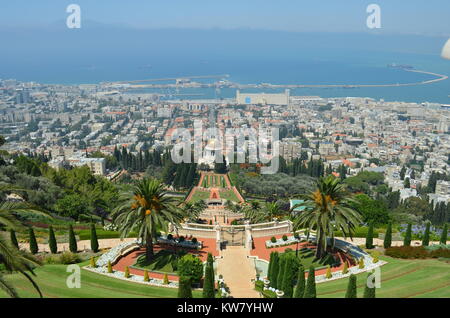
xmin=1 ymin=0 xmax=450 ymax=36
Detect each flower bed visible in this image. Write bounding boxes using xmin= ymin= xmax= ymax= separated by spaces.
xmin=265 ymin=235 xmax=306 ymax=248
xmin=158 ymin=235 xmax=202 ymax=250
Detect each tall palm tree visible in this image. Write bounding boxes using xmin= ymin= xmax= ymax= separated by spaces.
xmin=112 ymin=178 xmax=185 ymax=261
xmin=292 ymin=176 xmax=362 ymax=259
xmin=0 ymin=200 xmax=43 ymax=298
xmin=265 ymin=201 xmax=282 ymax=221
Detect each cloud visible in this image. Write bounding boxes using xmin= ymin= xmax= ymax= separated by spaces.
xmin=442 ymin=39 xmax=450 ymax=60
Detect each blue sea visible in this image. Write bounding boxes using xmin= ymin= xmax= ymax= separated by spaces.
xmin=0 ymin=27 xmax=449 ymax=104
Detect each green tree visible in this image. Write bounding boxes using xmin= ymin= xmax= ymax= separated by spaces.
xmin=440 ymin=223 xmax=448 ymax=244
xmin=48 ymin=225 xmax=57 ymax=254
xmin=281 ymin=256 xmax=295 ymax=297
xmin=422 ymin=221 xmax=431 ymax=246
xmin=178 ymin=276 xmax=193 ymax=298
xmin=112 ymin=178 xmax=184 ymax=261
xmin=293 ymin=266 xmax=305 ymax=298
xmin=10 ymin=230 xmax=19 ymax=249
xmin=363 ymin=273 xmax=376 ymax=298
xmin=404 ymin=223 xmax=412 ymax=246
xmin=293 ymin=176 xmax=362 ymax=258
xmin=276 ymin=256 xmax=286 ymax=290
xmin=178 ymin=254 xmax=204 ymax=283
xmin=68 ymin=224 xmax=77 ymax=253
xmin=202 ymin=253 xmax=215 ymax=298
xmin=303 ymin=266 xmax=316 ymax=298
xmin=270 ymin=252 xmax=280 ymax=288
xmin=90 ymin=223 xmax=99 ymax=253
xmin=29 ymin=228 xmax=38 ymax=255
xmin=384 ymin=223 xmax=392 ymax=249
xmin=404 ymin=177 xmax=411 ymax=189
xmin=345 ymin=274 xmax=357 ymax=298
xmin=366 ymin=222 xmax=374 ymax=249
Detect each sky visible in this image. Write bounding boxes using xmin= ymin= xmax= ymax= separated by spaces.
xmin=1 ymin=0 xmax=450 ymax=36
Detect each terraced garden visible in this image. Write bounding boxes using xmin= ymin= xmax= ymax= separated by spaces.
xmin=317 ymin=256 xmax=450 ymax=298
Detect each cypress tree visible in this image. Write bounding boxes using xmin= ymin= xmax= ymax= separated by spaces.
xmin=276 ymin=256 xmax=286 ymax=290
xmin=342 ymin=261 xmax=349 ymax=274
xmin=143 ymin=269 xmax=149 ymax=282
xmin=366 ymin=223 xmax=374 ymax=249
xmin=178 ymin=276 xmax=193 ymax=298
xmin=422 ymin=221 xmax=431 ymax=246
xmin=384 ymin=223 xmax=392 ymax=248
xmin=124 ymin=266 xmax=130 ymax=278
xmin=163 ymin=273 xmax=169 ymax=285
xmin=270 ymin=252 xmax=280 ymax=288
xmin=108 ymin=261 xmax=113 ymax=273
xmin=90 ymin=223 xmax=99 ymax=253
xmin=281 ymin=256 xmax=295 ymax=298
xmin=404 ymin=223 xmax=412 ymax=246
xmin=363 ymin=274 xmax=376 ymax=298
xmin=345 ymin=274 xmax=357 ymax=298
xmin=293 ymin=266 xmax=305 ymax=298
xmin=90 ymin=256 xmax=96 ymax=268
xmin=303 ymin=266 xmax=316 ymax=298
xmin=267 ymin=252 xmax=275 ymax=281
xmin=29 ymin=228 xmax=38 ymax=254
xmin=68 ymin=224 xmax=77 ymax=253
xmin=440 ymin=223 xmax=448 ymax=245
xmin=203 ymin=253 xmax=215 ymax=298
xmin=325 ymin=265 xmax=332 ymax=279
xmin=10 ymin=229 xmax=19 ymax=249
xmin=48 ymin=225 xmax=57 ymax=254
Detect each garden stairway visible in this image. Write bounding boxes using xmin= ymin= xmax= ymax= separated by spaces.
xmin=216 ymin=246 xmax=261 ymax=298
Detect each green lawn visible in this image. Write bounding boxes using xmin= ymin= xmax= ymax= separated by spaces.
xmin=189 ymin=190 xmax=210 ymax=203
xmin=0 ymin=263 xmax=202 ymax=298
xmin=284 ymin=248 xmax=336 ymax=270
xmin=317 ymin=256 xmax=450 ymax=298
xmin=218 ymin=189 xmax=239 ymax=202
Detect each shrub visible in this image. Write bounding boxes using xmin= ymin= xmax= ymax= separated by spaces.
xmin=163 ymin=273 xmax=169 ymax=285
xmin=48 ymin=225 xmax=57 ymax=254
xmin=440 ymin=223 xmax=448 ymax=245
xmin=358 ymin=258 xmax=365 ymax=269
xmin=385 ymin=246 xmax=428 ymax=259
xmin=68 ymin=224 xmax=77 ymax=253
xmin=345 ymin=274 xmax=357 ymax=298
xmin=10 ymin=230 xmax=19 ymax=249
xmin=404 ymin=223 xmax=412 ymax=246
xmin=294 ymin=233 xmax=300 ymax=240
xmin=282 ymin=235 xmax=288 ymax=241
xmin=167 ymin=234 xmax=173 ymax=240
xmin=124 ymin=266 xmax=130 ymax=278
xmin=373 ymin=254 xmax=379 ymax=263
xmin=293 ymin=266 xmax=305 ymax=298
xmin=90 ymin=223 xmax=99 ymax=253
xmin=108 ymin=261 xmax=113 ymax=273
xmin=143 ymin=270 xmax=149 ymax=282
xmin=384 ymin=223 xmax=392 ymax=249
xmin=59 ymin=252 xmax=81 ymax=264
xmin=303 ymin=266 xmax=316 ymax=298
xmin=422 ymin=221 xmax=431 ymax=246
xmin=192 ymin=237 xmax=198 ymax=244
xmin=177 ymin=254 xmax=204 ymax=283
xmin=29 ymin=228 xmax=38 ymax=254
xmin=178 ymin=236 xmax=185 ymax=243
xmin=271 ymin=237 xmax=277 ymax=243
xmin=429 ymin=248 xmax=450 ymax=258
xmin=178 ymin=276 xmax=193 ymax=298
xmin=342 ymin=261 xmax=349 ymax=274
xmin=90 ymin=256 xmax=96 ymax=268
xmin=325 ymin=265 xmax=332 ymax=279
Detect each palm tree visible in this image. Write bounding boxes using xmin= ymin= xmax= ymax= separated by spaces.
xmin=182 ymin=200 xmax=207 ymax=222
xmin=112 ymin=178 xmax=185 ymax=261
xmin=243 ymin=201 xmax=264 ymax=224
xmin=0 ymin=199 xmax=44 ymax=298
xmin=292 ymin=176 xmax=362 ymax=259
xmin=265 ymin=201 xmax=282 ymax=221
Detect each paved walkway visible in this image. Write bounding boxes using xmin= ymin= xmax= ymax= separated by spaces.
xmin=216 ymin=246 xmax=260 ymax=298
xmin=19 ymin=238 xmax=136 ymax=253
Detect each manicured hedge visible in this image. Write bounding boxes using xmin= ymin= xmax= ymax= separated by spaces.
xmin=385 ymin=246 xmax=450 ymax=259
xmin=77 ymin=229 xmax=137 ymax=240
